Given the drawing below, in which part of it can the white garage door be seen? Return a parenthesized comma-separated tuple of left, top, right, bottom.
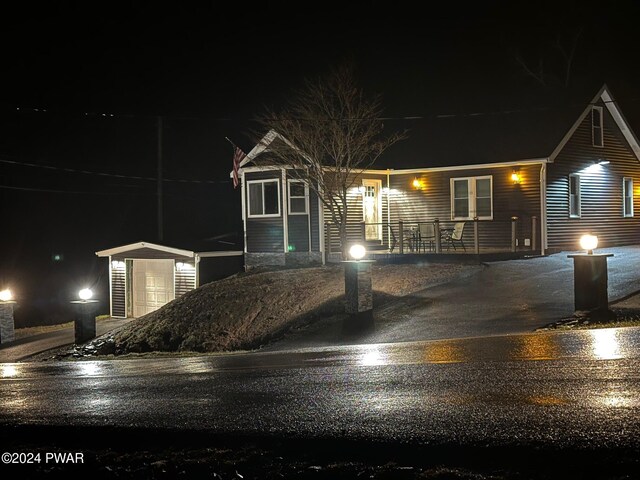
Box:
(132, 259, 175, 317)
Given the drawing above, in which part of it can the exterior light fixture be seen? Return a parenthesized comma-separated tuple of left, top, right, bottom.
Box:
(357, 185, 366, 194)
(0, 289, 13, 302)
(412, 177, 421, 189)
(349, 244, 366, 261)
(78, 288, 93, 301)
(381, 187, 390, 194)
(511, 170, 522, 184)
(580, 234, 598, 254)
(597, 159, 610, 165)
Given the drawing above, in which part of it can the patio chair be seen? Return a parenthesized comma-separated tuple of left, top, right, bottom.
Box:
(418, 223, 436, 252)
(442, 222, 466, 251)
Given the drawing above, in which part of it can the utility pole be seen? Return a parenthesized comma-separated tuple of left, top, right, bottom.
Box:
(157, 115, 163, 242)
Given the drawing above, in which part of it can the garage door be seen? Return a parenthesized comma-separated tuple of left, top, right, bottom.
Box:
(132, 259, 175, 317)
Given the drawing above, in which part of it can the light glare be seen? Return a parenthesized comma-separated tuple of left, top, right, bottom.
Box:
(0, 289, 12, 302)
(78, 288, 93, 301)
(580, 234, 598, 253)
(349, 244, 366, 260)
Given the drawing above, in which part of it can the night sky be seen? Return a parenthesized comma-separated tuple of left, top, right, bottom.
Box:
(1, 1, 640, 324)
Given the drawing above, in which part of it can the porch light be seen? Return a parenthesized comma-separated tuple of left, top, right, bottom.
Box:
(78, 288, 93, 301)
(357, 185, 366, 193)
(412, 177, 422, 189)
(511, 170, 522, 184)
(349, 244, 367, 261)
(0, 289, 12, 302)
(580, 234, 598, 254)
(381, 187, 390, 194)
(597, 158, 610, 165)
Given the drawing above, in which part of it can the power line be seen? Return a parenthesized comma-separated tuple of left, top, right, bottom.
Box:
(0, 184, 150, 195)
(0, 157, 230, 184)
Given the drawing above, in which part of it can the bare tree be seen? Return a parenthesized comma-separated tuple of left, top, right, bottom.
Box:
(254, 64, 405, 259)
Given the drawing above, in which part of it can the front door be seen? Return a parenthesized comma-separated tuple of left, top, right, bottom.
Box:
(362, 179, 382, 241)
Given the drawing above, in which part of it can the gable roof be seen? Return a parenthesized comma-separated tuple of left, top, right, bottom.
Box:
(236, 84, 640, 172)
(95, 241, 195, 258)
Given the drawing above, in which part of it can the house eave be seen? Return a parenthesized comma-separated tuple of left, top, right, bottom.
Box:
(96, 241, 195, 258)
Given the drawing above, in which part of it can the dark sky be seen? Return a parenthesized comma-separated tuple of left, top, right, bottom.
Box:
(1, 1, 640, 321)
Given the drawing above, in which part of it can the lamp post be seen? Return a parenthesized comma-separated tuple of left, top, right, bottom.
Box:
(70, 288, 99, 344)
(567, 235, 613, 316)
(0, 289, 16, 344)
(342, 244, 375, 335)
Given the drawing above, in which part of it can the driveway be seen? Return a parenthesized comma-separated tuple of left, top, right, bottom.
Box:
(270, 245, 640, 349)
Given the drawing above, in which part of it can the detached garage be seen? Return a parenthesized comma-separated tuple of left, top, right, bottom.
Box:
(96, 242, 199, 318)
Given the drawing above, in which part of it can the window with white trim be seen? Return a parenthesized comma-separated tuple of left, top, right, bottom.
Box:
(592, 106, 603, 147)
(288, 180, 308, 215)
(247, 179, 280, 217)
(569, 174, 581, 218)
(623, 177, 634, 217)
(450, 176, 493, 220)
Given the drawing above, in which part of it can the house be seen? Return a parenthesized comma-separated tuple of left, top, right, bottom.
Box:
(96, 242, 243, 318)
(233, 84, 640, 269)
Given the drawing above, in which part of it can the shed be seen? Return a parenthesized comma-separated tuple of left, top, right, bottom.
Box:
(95, 241, 200, 318)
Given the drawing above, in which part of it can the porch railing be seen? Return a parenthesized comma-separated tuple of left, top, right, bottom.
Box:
(324, 216, 540, 257)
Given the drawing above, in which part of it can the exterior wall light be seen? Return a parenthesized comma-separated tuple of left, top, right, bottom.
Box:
(511, 170, 522, 184)
(78, 288, 94, 301)
(0, 289, 13, 302)
(412, 177, 422, 189)
(381, 187, 390, 194)
(580, 234, 598, 254)
(349, 244, 366, 260)
(357, 185, 366, 194)
(597, 159, 610, 165)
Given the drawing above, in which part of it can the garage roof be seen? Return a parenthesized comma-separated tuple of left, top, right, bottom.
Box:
(95, 241, 195, 258)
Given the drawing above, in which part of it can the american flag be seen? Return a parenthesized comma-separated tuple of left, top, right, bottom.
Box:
(232, 146, 246, 189)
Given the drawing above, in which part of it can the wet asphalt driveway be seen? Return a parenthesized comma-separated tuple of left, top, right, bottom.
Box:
(272, 246, 640, 349)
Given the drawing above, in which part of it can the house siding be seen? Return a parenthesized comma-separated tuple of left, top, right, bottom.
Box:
(175, 261, 196, 297)
(389, 165, 542, 250)
(309, 189, 320, 251)
(324, 173, 390, 253)
(547, 101, 640, 250)
(245, 170, 284, 253)
(111, 261, 126, 318)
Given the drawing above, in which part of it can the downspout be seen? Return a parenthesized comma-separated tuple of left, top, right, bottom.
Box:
(540, 162, 548, 255)
(282, 168, 289, 254)
(240, 168, 248, 271)
(387, 169, 391, 248)
(108, 255, 113, 318)
(319, 184, 325, 264)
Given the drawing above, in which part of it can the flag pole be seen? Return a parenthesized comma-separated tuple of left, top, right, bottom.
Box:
(225, 136, 237, 149)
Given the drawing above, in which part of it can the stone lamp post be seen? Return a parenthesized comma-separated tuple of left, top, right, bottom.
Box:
(0, 289, 16, 344)
(70, 288, 99, 344)
(342, 244, 375, 335)
(567, 235, 613, 316)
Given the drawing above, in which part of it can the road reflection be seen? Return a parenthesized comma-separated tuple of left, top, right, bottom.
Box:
(2, 327, 639, 381)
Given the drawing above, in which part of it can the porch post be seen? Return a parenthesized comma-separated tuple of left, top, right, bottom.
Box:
(434, 219, 441, 254)
(511, 216, 518, 253)
(398, 221, 404, 254)
(474, 217, 480, 254)
(360, 222, 366, 242)
(532, 216, 537, 252)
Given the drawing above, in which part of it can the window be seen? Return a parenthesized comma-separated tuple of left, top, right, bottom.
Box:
(288, 180, 308, 215)
(450, 176, 493, 220)
(247, 179, 280, 217)
(592, 106, 603, 147)
(624, 177, 634, 217)
(569, 174, 581, 218)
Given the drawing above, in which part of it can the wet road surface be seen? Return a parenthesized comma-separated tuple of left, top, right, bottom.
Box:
(2, 326, 640, 450)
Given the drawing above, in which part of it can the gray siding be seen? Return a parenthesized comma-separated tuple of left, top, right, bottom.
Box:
(175, 261, 196, 297)
(245, 170, 284, 253)
(111, 262, 126, 318)
(287, 215, 309, 252)
(323, 173, 390, 252)
(389, 165, 542, 250)
(309, 189, 320, 251)
(547, 102, 640, 250)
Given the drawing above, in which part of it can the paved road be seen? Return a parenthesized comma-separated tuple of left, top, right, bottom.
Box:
(0, 317, 131, 363)
(2, 327, 640, 451)
(271, 245, 640, 348)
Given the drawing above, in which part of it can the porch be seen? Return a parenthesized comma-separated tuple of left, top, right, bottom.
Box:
(324, 216, 542, 262)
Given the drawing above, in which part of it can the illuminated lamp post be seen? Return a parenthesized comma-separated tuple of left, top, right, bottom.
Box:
(70, 288, 99, 344)
(0, 289, 16, 344)
(567, 235, 614, 316)
(342, 244, 375, 335)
